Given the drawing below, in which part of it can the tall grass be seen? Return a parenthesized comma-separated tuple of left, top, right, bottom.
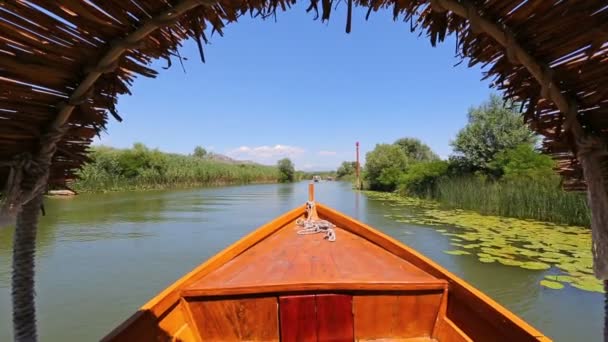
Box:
(430, 177, 590, 226)
(71, 145, 279, 192)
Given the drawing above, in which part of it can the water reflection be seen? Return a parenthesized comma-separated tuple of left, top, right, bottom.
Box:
(276, 183, 294, 198)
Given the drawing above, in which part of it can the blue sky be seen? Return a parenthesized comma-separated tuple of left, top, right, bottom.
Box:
(96, 3, 494, 171)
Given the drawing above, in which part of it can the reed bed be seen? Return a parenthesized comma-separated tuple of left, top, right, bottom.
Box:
(71, 146, 279, 192)
(430, 177, 590, 227)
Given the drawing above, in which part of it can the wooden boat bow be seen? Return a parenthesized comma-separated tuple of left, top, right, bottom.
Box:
(103, 184, 551, 342)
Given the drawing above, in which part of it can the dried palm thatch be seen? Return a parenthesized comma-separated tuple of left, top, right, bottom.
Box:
(0, 0, 606, 190)
(1, 0, 608, 340)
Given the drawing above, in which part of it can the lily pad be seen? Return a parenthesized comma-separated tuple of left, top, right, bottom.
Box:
(545, 275, 575, 283)
(539, 257, 560, 263)
(479, 257, 495, 263)
(462, 243, 481, 249)
(571, 279, 604, 293)
(497, 258, 523, 267)
(443, 250, 471, 256)
(520, 262, 551, 270)
(540, 280, 564, 290)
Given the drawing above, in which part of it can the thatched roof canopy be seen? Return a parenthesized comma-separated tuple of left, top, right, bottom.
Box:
(1, 0, 607, 190)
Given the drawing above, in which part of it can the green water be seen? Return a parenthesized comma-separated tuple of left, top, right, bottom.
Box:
(0, 181, 602, 341)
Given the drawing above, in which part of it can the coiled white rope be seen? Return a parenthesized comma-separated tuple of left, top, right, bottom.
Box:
(296, 201, 336, 242)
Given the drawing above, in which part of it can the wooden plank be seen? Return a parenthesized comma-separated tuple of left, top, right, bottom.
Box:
(101, 310, 161, 342)
(187, 297, 279, 341)
(185, 223, 444, 296)
(158, 302, 187, 338)
(316, 294, 353, 342)
(174, 324, 197, 342)
(182, 281, 446, 297)
(279, 295, 317, 342)
(434, 316, 473, 342)
(353, 291, 443, 340)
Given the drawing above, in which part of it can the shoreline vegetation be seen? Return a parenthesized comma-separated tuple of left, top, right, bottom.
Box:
(337, 94, 591, 227)
(70, 144, 281, 193)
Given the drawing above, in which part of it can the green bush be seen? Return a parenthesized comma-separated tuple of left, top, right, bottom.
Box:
(365, 144, 408, 191)
(490, 144, 556, 181)
(336, 161, 357, 179)
(277, 158, 295, 183)
(397, 161, 449, 197)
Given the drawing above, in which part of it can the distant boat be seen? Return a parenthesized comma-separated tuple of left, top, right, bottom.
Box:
(103, 184, 548, 342)
(312, 175, 321, 182)
(326, 176, 334, 181)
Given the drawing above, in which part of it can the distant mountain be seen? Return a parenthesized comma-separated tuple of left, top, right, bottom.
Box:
(206, 152, 259, 165)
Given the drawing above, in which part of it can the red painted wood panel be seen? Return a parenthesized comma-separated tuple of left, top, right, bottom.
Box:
(316, 294, 353, 342)
(279, 295, 317, 342)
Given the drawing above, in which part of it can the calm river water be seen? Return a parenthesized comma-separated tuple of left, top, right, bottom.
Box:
(0, 181, 602, 341)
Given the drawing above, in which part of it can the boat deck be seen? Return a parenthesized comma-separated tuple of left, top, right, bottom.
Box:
(183, 222, 446, 297)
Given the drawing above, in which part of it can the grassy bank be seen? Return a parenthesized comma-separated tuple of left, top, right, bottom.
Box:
(406, 177, 590, 227)
(71, 145, 279, 192)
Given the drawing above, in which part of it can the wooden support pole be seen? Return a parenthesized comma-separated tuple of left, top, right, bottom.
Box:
(356, 142, 361, 190)
(8, 2, 215, 342)
(308, 183, 315, 202)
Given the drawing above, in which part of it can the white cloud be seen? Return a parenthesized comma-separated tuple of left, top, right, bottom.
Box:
(227, 144, 305, 161)
(318, 150, 337, 156)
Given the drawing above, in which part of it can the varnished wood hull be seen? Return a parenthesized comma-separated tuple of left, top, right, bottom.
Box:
(103, 202, 550, 342)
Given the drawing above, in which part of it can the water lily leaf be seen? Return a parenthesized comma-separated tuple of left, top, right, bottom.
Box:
(497, 258, 523, 266)
(479, 257, 495, 263)
(539, 257, 560, 263)
(519, 250, 541, 257)
(520, 262, 551, 270)
(571, 280, 604, 293)
(545, 275, 575, 283)
(540, 280, 564, 290)
(462, 243, 481, 249)
(443, 250, 471, 256)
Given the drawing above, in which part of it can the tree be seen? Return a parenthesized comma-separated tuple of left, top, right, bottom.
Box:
(364, 144, 408, 191)
(336, 161, 357, 179)
(277, 158, 295, 183)
(451, 94, 536, 173)
(394, 137, 439, 162)
(193, 146, 207, 158)
(398, 160, 449, 196)
(490, 144, 556, 182)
